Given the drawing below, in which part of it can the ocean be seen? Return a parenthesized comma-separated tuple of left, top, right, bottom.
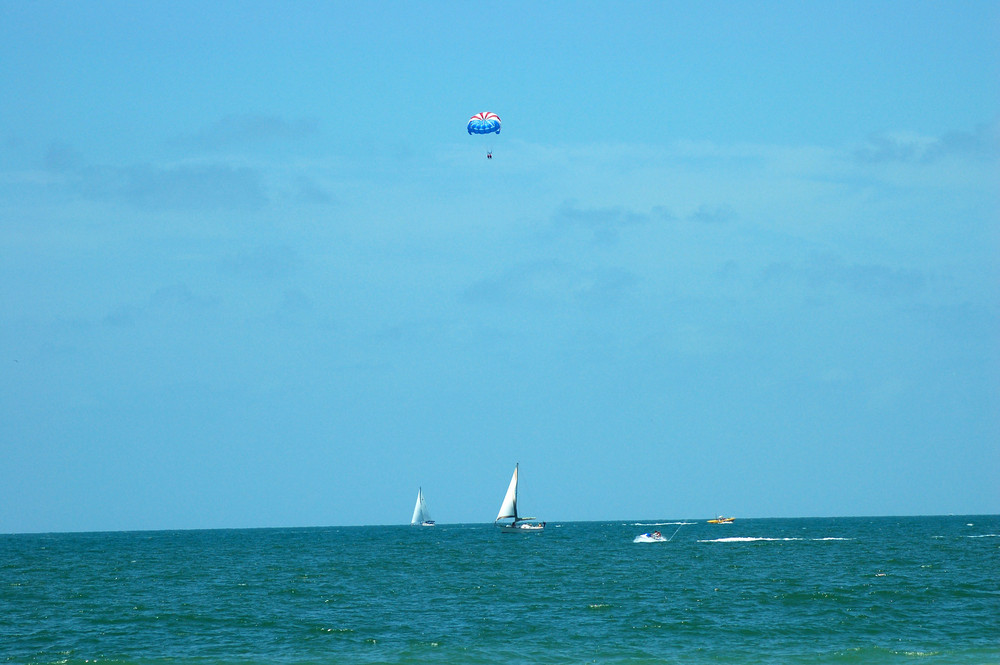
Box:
(2, 516, 998, 664)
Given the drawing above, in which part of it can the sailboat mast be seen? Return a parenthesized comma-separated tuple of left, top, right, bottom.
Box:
(512, 464, 518, 522)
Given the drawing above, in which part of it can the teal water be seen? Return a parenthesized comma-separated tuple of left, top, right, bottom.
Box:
(2, 516, 998, 664)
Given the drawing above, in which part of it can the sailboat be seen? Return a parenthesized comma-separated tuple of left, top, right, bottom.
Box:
(410, 488, 435, 526)
(495, 464, 545, 531)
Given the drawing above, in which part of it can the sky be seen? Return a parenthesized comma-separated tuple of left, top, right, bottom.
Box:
(1, 2, 998, 533)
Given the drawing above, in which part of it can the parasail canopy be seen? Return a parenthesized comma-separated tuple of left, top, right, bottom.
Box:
(468, 112, 501, 135)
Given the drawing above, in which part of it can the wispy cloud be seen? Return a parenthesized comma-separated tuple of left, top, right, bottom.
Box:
(220, 244, 302, 281)
(463, 259, 638, 308)
(855, 119, 1000, 164)
(548, 200, 732, 245)
(291, 175, 335, 205)
(175, 114, 321, 151)
(687, 204, 736, 224)
(104, 284, 218, 328)
(116, 163, 268, 210)
(550, 201, 663, 244)
(757, 253, 926, 299)
(42, 145, 269, 211)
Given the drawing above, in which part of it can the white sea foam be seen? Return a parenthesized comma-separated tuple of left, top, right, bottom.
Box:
(699, 536, 854, 543)
(699, 537, 793, 543)
(632, 521, 694, 526)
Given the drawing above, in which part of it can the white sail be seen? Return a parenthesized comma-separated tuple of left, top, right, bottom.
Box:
(411, 488, 433, 525)
(496, 465, 519, 521)
(495, 463, 544, 531)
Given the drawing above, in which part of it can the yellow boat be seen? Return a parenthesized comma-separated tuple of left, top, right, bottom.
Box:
(707, 516, 735, 524)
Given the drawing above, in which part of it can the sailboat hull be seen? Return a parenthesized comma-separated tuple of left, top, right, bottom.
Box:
(496, 521, 545, 532)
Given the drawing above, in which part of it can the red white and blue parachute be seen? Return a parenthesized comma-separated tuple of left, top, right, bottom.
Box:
(467, 112, 501, 135)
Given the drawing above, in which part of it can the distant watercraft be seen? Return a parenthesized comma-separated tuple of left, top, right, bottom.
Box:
(634, 531, 667, 543)
(410, 488, 435, 526)
(707, 516, 735, 524)
(495, 464, 545, 531)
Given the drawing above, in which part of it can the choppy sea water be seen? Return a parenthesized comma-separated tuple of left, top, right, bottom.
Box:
(2, 516, 998, 664)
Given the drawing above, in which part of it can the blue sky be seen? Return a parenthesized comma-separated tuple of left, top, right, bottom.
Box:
(2, 2, 997, 533)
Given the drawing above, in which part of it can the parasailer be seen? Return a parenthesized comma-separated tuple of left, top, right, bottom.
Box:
(468, 112, 500, 158)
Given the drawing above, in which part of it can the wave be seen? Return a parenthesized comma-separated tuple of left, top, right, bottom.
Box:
(700, 537, 798, 543)
(699, 536, 855, 543)
(632, 521, 695, 526)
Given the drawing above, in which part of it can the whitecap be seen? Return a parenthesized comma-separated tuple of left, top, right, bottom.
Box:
(698, 536, 810, 543)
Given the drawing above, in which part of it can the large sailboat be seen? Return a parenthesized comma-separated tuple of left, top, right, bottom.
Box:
(495, 464, 545, 531)
(410, 488, 435, 526)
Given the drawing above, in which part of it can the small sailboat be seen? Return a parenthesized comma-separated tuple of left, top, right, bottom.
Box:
(495, 464, 545, 531)
(410, 488, 435, 526)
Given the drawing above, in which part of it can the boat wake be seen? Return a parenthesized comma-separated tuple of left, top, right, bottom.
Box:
(699, 536, 854, 543)
(632, 521, 694, 526)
